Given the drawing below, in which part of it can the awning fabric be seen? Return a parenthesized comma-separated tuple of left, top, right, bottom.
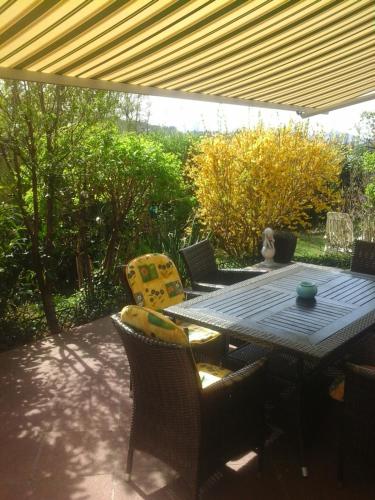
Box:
(0, 0, 374, 117)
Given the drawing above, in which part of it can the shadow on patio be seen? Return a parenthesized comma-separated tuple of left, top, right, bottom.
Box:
(0, 316, 373, 499)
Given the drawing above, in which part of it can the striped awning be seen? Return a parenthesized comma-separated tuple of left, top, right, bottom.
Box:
(0, 0, 374, 117)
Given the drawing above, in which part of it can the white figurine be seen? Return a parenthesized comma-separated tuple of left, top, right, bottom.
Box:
(261, 227, 275, 267)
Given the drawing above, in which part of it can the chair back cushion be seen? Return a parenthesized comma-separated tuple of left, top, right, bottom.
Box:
(126, 253, 185, 308)
(121, 305, 188, 346)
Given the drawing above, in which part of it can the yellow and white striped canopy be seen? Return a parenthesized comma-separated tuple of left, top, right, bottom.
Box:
(0, 0, 374, 116)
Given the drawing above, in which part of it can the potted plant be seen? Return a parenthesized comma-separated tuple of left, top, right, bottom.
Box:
(274, 230, 297, 263)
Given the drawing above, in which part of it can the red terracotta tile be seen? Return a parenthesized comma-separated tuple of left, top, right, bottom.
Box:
(68, 316, 123, 344)
(0, 479, 33, 500)
(1, 316, 375, 499)
(50, 377, 126, 432)
(116, 451, 178, 496)
(33, 430, 95, 480)
(30, 474, 114, 500)
(112, 477, 144, 500)
(0, 431, 42, 480)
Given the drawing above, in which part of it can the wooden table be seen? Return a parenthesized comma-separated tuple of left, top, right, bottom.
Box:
(166, 263, 375, 362)
(166, 263, 375, 476)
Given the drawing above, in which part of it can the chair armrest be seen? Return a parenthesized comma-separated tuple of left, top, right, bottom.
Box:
(217, 268, 268, 279)
(195, 269, 268, 288)
(346, 362, 375, 380)
(192, 281, 226, 292)
(203, 358, 266, 397)
(201, 359, 267, 417)
(183, 288, 212, 300)
(344, 362, 375, 419)
(347, 333, 375, 366)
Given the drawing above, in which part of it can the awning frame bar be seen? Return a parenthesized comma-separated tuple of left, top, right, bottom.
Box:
(0, 66, 315, 114)
(299, 92, 375, 117)
(2, 67, 373, 118)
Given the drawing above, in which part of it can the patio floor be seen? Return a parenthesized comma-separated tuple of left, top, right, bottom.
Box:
(0, 316, 373, 500)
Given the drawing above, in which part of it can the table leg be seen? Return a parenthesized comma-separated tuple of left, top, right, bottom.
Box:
(296, 357, 308, 478)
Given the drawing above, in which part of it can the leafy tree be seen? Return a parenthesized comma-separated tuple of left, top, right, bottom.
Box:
(189, 124, 343, 257)
(63, 128, 187, 277)
(0, 80, 142, 333)
(359, 111, 375, 149)
(145, 129, 201, 164)
(341, 110, 375, 239)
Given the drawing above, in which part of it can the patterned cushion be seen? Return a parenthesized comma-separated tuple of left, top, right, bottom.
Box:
(125, 254, 222, 346)
(329, 364, 375, 402)
(197, 363, 232, 389)
(120, 305, 188, 346)
(180, 320, 222, 345)
(126, 253, 185, 309)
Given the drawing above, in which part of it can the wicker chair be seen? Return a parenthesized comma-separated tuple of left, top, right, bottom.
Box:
(351, 239, 375, 275)
(349, 239, 375, 360)
(125, 253, 226, 363)
(112, 314, 267, 500)
(338, 361, 375, 482)
(179, 239, 266, 292)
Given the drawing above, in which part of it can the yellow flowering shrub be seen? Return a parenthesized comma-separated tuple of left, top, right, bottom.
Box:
(188, 124, 342, 257)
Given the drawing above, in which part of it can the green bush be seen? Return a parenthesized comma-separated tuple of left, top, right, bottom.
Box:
(145, 130, 201, 163)
(55, 270, 127, 327)
(1, 125, 195, 348)
(294, 251, 351, 269)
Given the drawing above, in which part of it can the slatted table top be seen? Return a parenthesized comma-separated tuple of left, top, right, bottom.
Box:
(165, 263, 375, 360)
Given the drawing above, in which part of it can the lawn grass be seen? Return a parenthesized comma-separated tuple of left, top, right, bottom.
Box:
(295, 232, 325, 257)
(294, 231, 351, 268)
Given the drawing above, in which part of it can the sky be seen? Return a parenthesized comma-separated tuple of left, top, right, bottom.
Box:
(146, 95, 375, 136)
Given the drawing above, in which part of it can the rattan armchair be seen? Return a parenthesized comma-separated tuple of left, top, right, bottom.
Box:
(349, 239, 375, 361)
(338, 338, 375, 483)
(112, 314, 267, 500)
(179, 239, 266, 292)
(338, 363, 375, 482)
(351, 239, 375, 275)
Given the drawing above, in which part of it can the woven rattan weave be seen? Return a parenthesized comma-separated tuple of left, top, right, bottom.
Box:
(180, 239, 265, 292)
(338, 336, 375, 482)
(351, 239, 375, 275)
(112, 314, 266, 499)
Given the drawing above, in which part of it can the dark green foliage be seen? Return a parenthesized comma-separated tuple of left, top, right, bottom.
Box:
(0, 306, 46, 351)
(0, 91, 372, 350)
(0, 83, 192, 348)
(141, 209, 199, 282)
(294, 252, 351, 269)
(55, 270, 127, 326)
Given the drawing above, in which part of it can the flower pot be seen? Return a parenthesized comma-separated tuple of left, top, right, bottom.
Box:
(274, 231, 297, 263)
(296, 281, 318, 299)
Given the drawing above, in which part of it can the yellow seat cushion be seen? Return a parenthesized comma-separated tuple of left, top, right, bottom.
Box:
(329, 374, 345, 402)
(329, 364, 375, 402)
(179, 320, 222, 345)
(197, 362, 232, 389)
(120, 305, 188, 346)
(126, 253, 185, 309)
